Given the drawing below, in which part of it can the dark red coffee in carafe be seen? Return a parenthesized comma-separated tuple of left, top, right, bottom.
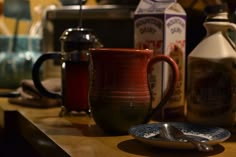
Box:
(63, 61, 89, 111)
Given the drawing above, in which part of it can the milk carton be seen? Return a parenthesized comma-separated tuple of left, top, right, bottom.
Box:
(134, 0, 186, 120)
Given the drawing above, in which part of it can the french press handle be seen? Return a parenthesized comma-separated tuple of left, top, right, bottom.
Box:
(32, 52, 62, 99)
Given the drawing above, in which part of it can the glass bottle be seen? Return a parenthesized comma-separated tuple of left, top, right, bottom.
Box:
(187, 4, 236, 127)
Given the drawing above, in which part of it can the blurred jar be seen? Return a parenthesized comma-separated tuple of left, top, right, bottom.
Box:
(0, 35, 41, 89)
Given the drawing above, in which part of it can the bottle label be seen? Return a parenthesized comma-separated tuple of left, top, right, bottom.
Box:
(187, 58, 236, 126)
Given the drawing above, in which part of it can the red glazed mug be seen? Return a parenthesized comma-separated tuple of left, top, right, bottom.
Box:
(89, 48, 179, 134)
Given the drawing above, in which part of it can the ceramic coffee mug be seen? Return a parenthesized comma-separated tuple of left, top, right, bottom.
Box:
(89, 48, 179, 134)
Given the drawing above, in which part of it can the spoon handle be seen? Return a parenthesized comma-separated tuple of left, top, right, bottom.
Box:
(184, 136, 213, 152)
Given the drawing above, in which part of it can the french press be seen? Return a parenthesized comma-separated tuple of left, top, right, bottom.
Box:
(32, 27, 102, 116)
(32, 0, 102, 116)
(60, 27, 102, 115)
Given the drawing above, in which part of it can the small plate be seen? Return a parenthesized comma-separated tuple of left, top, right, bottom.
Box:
(129, 122, 231, 149)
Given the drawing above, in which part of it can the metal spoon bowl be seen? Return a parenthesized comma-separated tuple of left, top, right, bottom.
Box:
(159, 123, 213, 152)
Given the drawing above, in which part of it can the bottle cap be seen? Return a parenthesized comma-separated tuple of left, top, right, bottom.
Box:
(205, 3, 228, 15)
(204, 3, 229, 22)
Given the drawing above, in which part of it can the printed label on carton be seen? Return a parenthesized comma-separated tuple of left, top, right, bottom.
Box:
(134, 0, 186, 119)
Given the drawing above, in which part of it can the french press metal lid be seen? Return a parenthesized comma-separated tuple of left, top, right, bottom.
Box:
(60, 27, 102, 62)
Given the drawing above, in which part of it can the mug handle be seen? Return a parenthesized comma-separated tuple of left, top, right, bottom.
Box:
(32, 53, 62, 99)
(147, 55, 179, 117)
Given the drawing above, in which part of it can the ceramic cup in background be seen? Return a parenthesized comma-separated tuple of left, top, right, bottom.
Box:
(89, 48, 179, 134)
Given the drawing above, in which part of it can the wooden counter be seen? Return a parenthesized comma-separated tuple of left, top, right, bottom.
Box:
(0, 98, 236, 157)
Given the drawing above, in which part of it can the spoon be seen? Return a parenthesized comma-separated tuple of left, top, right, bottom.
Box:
(159, 123, 213, 152)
